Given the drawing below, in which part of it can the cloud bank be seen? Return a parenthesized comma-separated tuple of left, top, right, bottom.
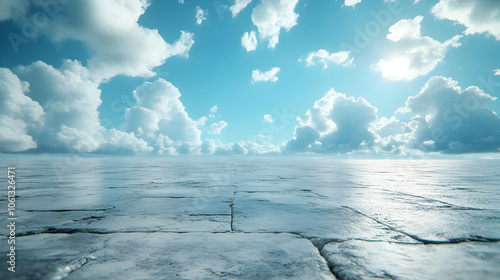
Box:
(3, 67, 500, 156)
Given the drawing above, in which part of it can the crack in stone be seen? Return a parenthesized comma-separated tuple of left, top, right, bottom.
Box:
(188, 214, 231, 216)
(382, 271, 398, 280)
(24, 209, 111, 212)
(229, 187, 235, 232)
(299, 234, 500, 280)
(341, 205, 500, 244)
(13, 228, 231, 237)
(137, 196, 200, 199)
(301, 237, 340, 280)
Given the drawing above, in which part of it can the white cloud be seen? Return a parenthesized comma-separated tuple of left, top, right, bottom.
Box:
(6, 60, 151, 154)
(284, 77, 500, 155)
(241, 31, 258, 52)
(206, 121, 228, 135)
(201, 139, 280, 155)
(371, 116, 409, 153)
(15, 60, 103, 152)
(397, 76, 500, 153)
(263, 114, 274, 123)
(431, 0, 500, 40)
(14, 0, 194, 82)
(124, 79, 203, 153)
(373, 116, 406, 139)
(303, 49, 351, 69)
(286, 89, 378, 153)
(179, 0, 184, 3)
(282, 76, 500, 155)
(374, 16, 461, 81)
(202, 139, 246, 155)
(196, 116, 208, 126)
(210, 105, 218, 113)
(251, 0, 299, 49)
(344, 0, 419, 8)
(97, 129, 152, 154)
(344, 0, 361, 7)
(386, 15, 422, 41)
(2, 61, 258, 155)
(231, 0, 252, 17)
(0, 68, 44, 152)
(494, 68, 500, 76)
(165, 31, 195, 59)
(195, 6, 207, 25)
(252, 67, 280, 83)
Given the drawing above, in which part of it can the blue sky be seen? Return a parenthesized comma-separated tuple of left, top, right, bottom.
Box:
(0, 0, 499, 156)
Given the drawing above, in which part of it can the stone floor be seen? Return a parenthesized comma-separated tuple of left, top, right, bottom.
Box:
(0, 157, 499, 279)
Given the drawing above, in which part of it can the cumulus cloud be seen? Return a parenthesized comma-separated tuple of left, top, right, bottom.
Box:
(231, 0, 252, 17)
(283, 76, 500, 155)
(202, 139, 246, 155)
(431, 0, 500, 40)
(286, 89, 378, 153)
(251, 0, 299, 49)
(206, 121, 228, 135)
(263, 114, 274, 123)
(252, 67, 280, 83)
(124, 79, 203, 154)
(15, 60, 103, 152)
(195, 6, 207, 25)
(0, 68, 44, 152)
(371, 116, 409, 154)
(397, 76, 500, 153)
(303, 49, 352, 69)
(1, 62, 275, 155)
(201, 139, 280, 155)
(241, 31, 258, 52)
(344, 0, 362, 7)
(210, 105, 218, 113)
(494, 68, 500, 76)
(344, 0, 419, 8)
(4, 60, 151, 154)
(373, 116, 406, 139)
(374, 16, 461, 81)
(13, 0, 194, 82)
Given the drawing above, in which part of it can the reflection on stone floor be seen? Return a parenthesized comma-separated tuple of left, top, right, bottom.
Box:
(1, 158, 499, 279)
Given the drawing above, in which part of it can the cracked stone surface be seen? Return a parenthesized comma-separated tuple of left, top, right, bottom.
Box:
(0, 233, 335, 280)
(321, 240, 500, 279)
(1, 158, 499, 279)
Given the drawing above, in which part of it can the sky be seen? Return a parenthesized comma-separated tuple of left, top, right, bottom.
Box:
(0, 0, 499, 156)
